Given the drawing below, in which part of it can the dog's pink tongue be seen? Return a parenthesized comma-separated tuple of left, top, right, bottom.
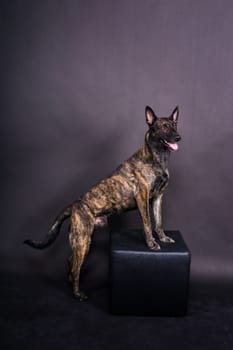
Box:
(167, 142, 178, 151)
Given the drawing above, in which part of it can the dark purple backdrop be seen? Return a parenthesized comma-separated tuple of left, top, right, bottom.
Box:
(1, 0, 233, 285)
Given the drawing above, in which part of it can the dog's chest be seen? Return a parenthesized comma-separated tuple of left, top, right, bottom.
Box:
(136, 160, 169, 194)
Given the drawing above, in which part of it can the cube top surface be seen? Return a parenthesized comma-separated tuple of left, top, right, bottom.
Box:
(111, 229, 190, 255)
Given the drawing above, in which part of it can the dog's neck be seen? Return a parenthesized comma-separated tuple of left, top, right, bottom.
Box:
(154, 148, 170, 170)
(144, 133, 170, 170)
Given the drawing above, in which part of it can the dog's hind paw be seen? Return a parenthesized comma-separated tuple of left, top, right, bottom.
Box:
(73, 290, 88, 301)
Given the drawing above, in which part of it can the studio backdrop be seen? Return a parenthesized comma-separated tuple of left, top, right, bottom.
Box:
(1, 0, 233, 285)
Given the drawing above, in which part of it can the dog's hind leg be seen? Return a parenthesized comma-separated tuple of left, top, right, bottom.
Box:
(69, 210, 94, 300)
(67, 254, 73, 282)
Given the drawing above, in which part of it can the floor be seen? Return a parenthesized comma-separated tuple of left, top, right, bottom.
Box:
(1, 271, 232, 350)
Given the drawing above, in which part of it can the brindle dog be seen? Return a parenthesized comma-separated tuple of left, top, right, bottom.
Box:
(24, 106, 181, 300)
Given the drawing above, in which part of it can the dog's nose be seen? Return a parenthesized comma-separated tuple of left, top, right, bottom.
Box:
(175, 135, 181, 142)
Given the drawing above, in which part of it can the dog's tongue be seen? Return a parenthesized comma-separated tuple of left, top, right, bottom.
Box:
(165, 142, 179, 151)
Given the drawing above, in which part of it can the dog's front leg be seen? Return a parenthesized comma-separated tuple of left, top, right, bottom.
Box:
(135, 190, 160, 250)
(153, 194, 175, 243)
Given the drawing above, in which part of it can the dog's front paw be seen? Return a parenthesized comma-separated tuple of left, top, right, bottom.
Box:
(146, 237, 161, 251)
(158, 233, 175, 243)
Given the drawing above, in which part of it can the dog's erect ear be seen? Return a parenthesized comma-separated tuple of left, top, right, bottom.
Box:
(170, 106, 179, 122)
(145, 106, 157, 126)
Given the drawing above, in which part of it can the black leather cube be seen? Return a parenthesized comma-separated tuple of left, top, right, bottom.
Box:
(109, 229, 191, 316)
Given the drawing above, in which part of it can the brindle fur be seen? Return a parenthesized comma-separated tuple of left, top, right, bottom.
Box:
(24, 106, 181, 300)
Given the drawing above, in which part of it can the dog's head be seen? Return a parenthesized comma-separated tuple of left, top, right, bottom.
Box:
(145, 105, 181, 151)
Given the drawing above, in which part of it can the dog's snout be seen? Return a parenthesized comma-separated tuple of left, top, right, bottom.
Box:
(175, 135, 181, 142)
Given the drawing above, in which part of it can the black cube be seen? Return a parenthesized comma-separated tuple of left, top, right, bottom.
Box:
(109, 229, 191, 316)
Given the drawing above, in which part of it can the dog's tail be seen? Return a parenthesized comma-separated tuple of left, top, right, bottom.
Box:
(23, 204, 72, 249)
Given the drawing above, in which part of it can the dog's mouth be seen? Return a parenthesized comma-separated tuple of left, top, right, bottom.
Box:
(163, 140, 179, 151)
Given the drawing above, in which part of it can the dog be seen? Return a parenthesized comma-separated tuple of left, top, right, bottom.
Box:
(24, 105, 181, 300)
